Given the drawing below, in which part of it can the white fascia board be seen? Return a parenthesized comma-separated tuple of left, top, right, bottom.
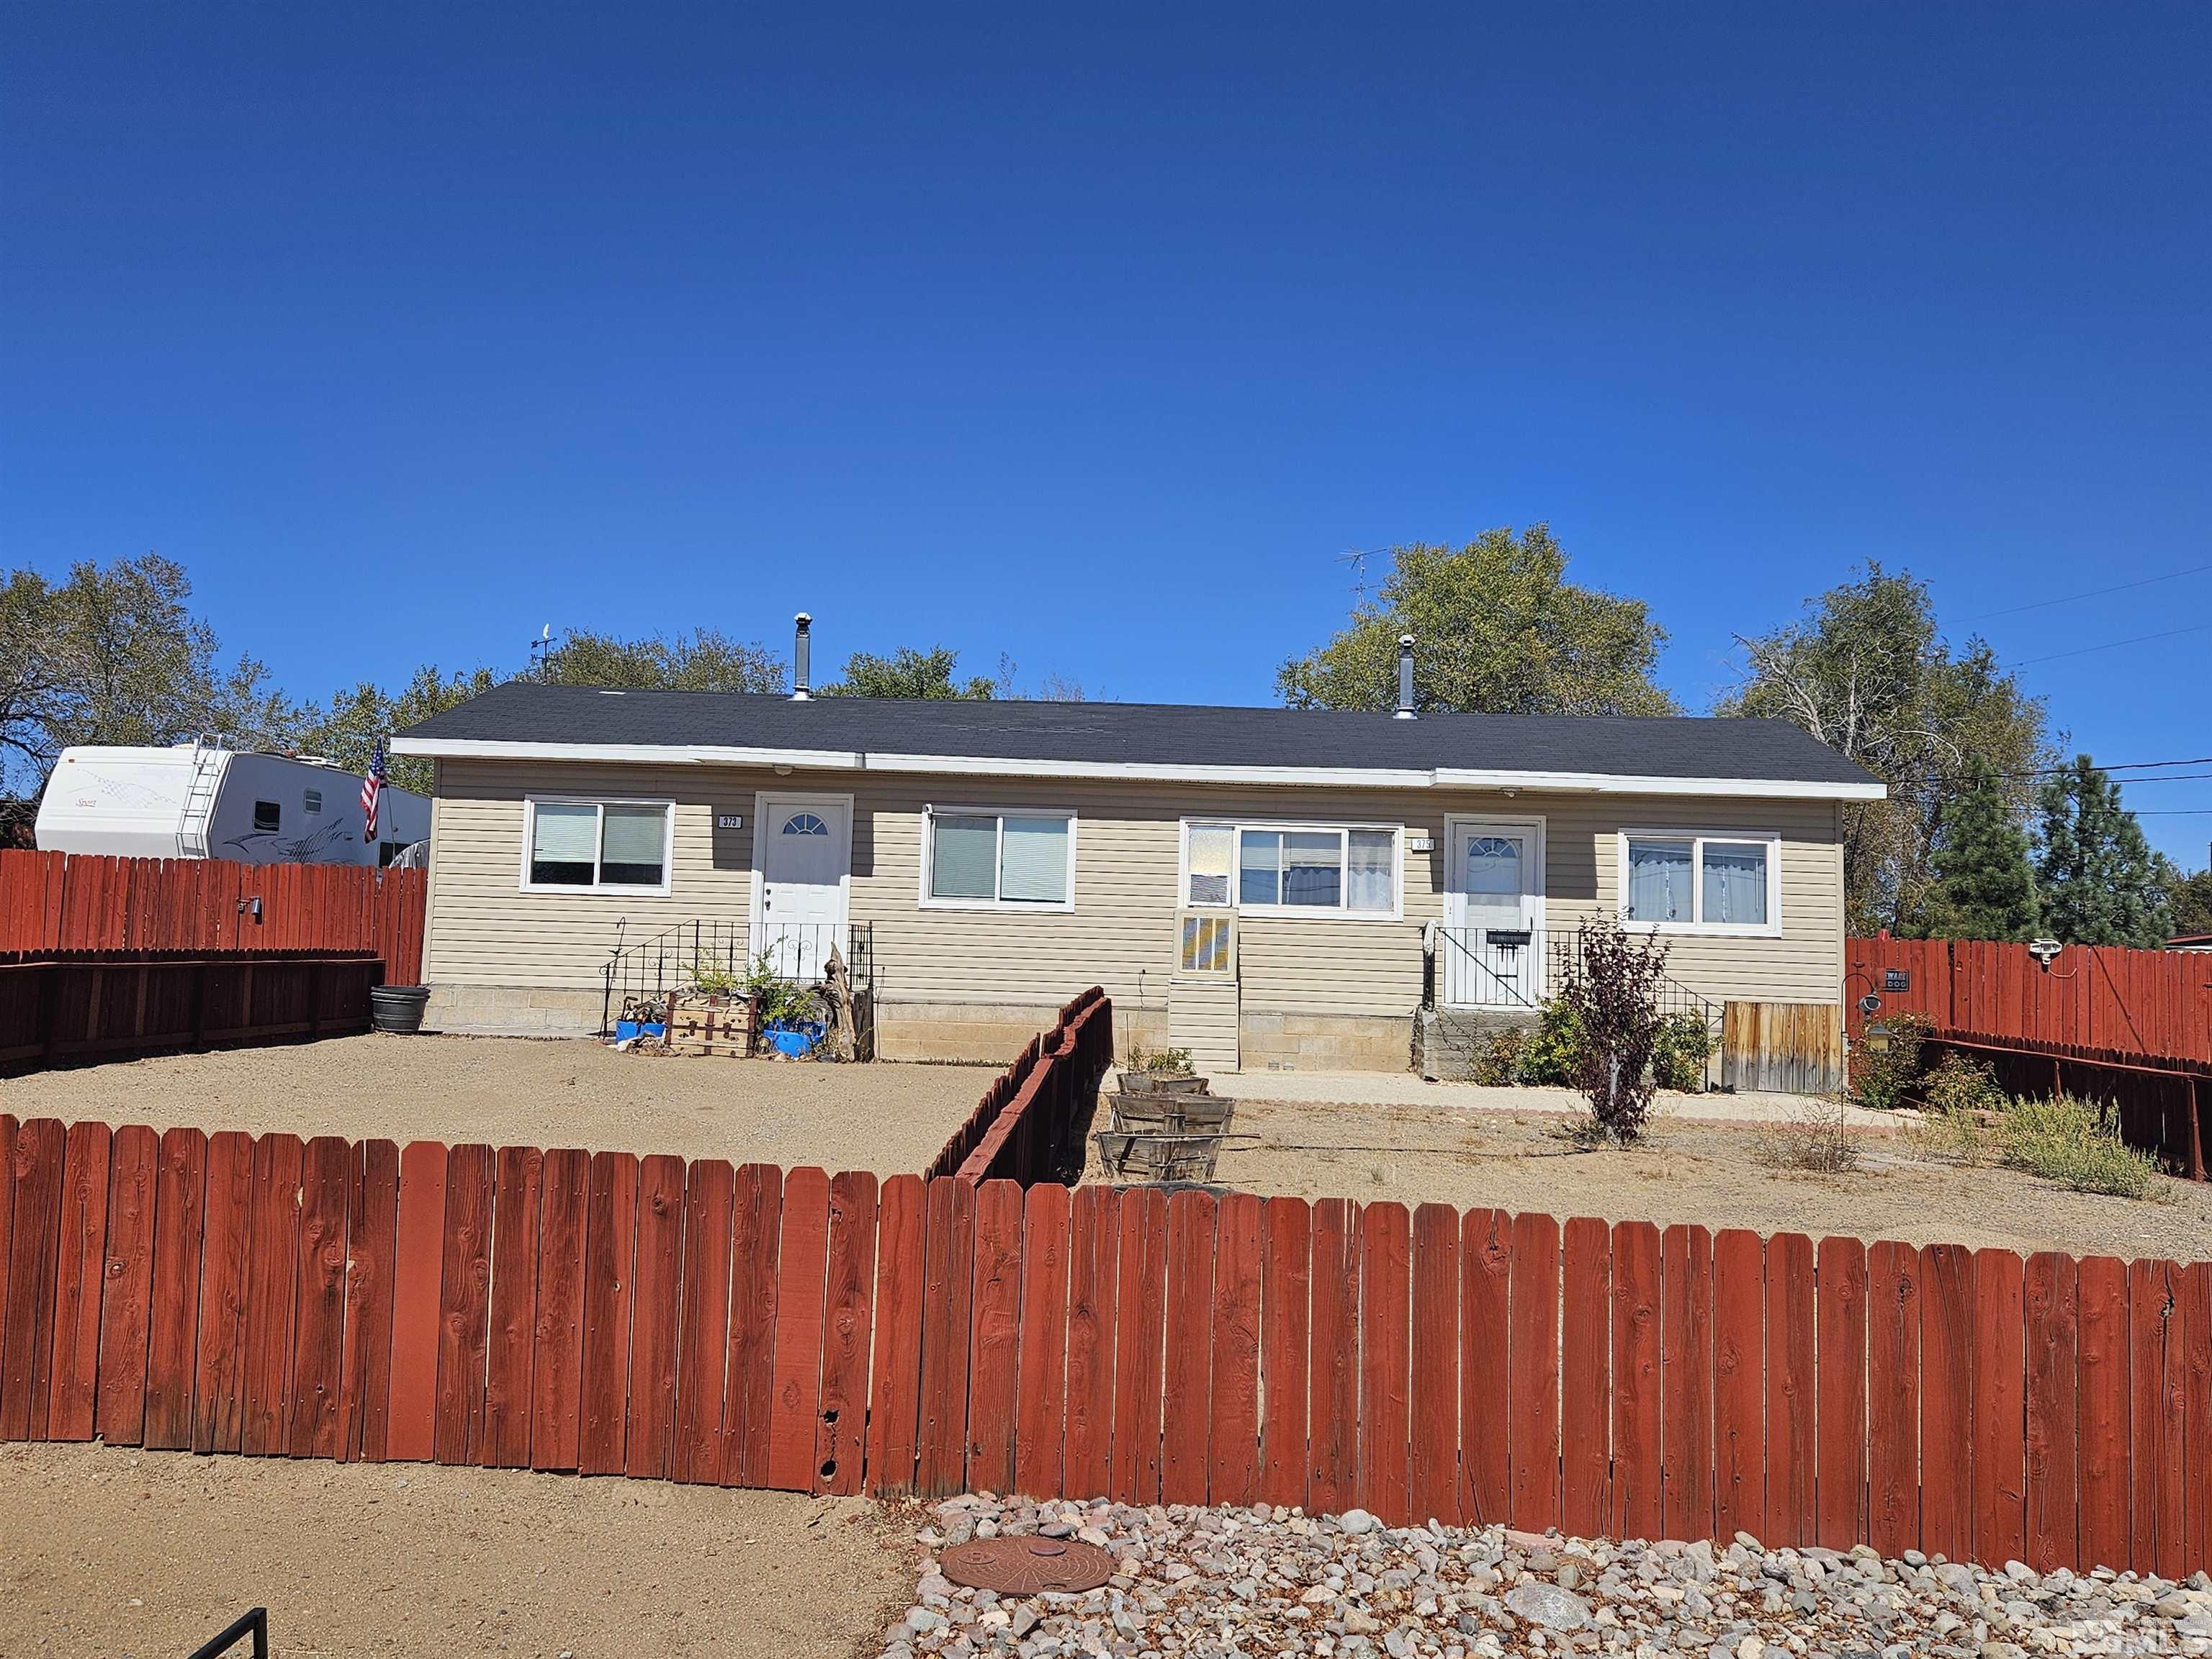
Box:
(388, 737, 866, 769)
(387, 737, 1881, 800)
(1431, 767, 1886, 801)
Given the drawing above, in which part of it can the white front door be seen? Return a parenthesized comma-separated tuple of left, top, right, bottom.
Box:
(1444, 820, 1543, 1008)
(755, 796, 850, 980)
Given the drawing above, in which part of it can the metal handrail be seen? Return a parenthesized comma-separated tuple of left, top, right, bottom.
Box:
(1427, 923, 1540, 1009)
(1547, 932, 1721, 1028)
(189, 1609, 268, 1659)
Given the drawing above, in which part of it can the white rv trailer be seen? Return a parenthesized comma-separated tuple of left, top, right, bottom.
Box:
(35, 740, 430, 867)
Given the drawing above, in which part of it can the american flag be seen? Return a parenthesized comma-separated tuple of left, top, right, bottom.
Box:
(361, 739, 387, 840)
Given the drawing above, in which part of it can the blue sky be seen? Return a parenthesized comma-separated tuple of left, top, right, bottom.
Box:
(5, 5, 2208, 863)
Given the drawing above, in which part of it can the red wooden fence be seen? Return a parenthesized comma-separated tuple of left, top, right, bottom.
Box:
(926, 989, 1114, 1184)
(0, 955, 385, 1076)
(1849, 935, 2212, 1064)
(0, 850, 425, 984)
(6, 1114, 2208, 1577)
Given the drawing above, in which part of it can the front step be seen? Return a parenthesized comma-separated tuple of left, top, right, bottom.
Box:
(1417, 1007, 1541, 1082)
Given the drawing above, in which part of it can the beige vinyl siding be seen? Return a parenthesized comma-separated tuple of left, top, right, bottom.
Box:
(423, 761, 1846, 1015)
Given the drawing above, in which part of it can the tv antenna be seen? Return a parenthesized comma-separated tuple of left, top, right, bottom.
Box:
(529, 623, 557, 679)
(1336, 546, 1388, 603)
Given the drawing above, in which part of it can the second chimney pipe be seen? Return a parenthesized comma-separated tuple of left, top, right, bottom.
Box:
(792, 613, 812, 700)
(1394, 634, 1416, 719)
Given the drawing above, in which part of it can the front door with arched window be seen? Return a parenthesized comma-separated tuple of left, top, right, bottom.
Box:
(752, 794, 851, 980)
(1442, 817, 1545, 1008)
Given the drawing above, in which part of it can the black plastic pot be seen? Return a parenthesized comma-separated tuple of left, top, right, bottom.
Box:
(370, 984, 431, 1035)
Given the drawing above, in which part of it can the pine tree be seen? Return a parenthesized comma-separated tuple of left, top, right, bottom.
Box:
(2035, 755, 2174, 947)
(1919, 763, 2038, 940)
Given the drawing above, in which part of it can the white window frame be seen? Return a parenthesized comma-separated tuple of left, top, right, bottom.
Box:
(918, 806, 1078, 912)
(518, 796, 676, 896)
(1616, 828, 1782, 938)
(1178, 819, 1403, 921)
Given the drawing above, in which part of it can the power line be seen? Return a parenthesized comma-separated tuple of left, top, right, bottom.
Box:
(1985, 755, 2212, 780)
(2010, 621, 2212, 667)
(1956, 561, 2212, 622)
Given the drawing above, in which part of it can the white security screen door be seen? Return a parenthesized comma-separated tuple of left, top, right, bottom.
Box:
(1444, 822, 1542, 1007)
(756, 796, 850, 979)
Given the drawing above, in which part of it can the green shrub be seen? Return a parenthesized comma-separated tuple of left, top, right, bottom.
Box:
(1650, 1012, 1715, 1093)
(2000, 1094, 2167, 1200)
(1922, 1052, 2006, 1118)
(1467, 1025, 1531, 1087)
(1125, 1041, 1195, 1076)
(741, 952, 818, 1028)
(1848, 1010, 1932, 1110)
(1518, 997, 1583, 1087)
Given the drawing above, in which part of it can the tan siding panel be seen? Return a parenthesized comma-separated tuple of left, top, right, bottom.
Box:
(425, 763, 1847, 1012)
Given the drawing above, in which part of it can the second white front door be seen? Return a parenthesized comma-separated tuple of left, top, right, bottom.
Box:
(756, 795, 850, 979)
(1443, 819, 1544, 1008)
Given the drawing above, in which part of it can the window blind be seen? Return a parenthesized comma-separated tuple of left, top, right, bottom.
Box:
(999, 816, 1070, 904)
(600, 805, 667, 885)
(930, 814, 999, 900)
(1186, 823, 1233, 906)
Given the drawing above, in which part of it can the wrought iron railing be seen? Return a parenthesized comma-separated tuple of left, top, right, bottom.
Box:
(1424, 924, 1542, 1010)
(598, 918, 873, 1048)
(1547, 930, 1721, 1030)
(1421, 925, 1723, 1030)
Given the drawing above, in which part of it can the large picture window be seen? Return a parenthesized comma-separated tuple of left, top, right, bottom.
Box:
(1184, 822, 1398, 916)
(523, 799, 672, 892)
(923, 809, 1075, 909)
(1620, 831, 1778, 932)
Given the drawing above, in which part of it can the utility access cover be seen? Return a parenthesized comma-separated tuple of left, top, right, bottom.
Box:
(940, 1536, 1116, 1595)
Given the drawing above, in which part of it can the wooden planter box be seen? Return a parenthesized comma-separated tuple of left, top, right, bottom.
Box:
(1116, 1071, 1210, 1099)
(1107, 1091, 1235, 1133)
(667, 994, 758, 1058)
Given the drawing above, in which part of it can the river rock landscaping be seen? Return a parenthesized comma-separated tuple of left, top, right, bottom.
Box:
(884, 1494, 2212, 1659)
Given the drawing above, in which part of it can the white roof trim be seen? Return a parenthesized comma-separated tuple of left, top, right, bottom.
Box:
(392, 734, 1885, 800)
(1431, 766, 1886, 801)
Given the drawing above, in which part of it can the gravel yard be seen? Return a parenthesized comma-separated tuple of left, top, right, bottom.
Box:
(1099, 1094, 2212, 1262)
(0, 1033, 995, 1171)
(2, 1439, 913, 1659)
(886, 1493, 2212, 1659)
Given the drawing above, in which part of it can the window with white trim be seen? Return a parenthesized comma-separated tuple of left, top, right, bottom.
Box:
(1622, 832, 1776, 931)
(523, 799, 673, 891)
(1183, 822, 1398, 914)
(924, 809, 1074, 908)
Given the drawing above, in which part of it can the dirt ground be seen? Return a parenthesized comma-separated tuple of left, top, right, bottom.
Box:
(0, 1034, 995, 1171)
(0, 1440, 915, 1658)
(1105, 1094, 2212, 1262)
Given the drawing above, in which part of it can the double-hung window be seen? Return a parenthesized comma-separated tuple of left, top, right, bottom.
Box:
(1183, 822, 1398, 916)
(1621, 831, 1779, 932)
(924, 809, 1075, 909)
(523, 798, 673, 892)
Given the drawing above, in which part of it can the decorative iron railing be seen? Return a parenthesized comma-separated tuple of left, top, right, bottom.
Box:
(598, 918, 873, 1048)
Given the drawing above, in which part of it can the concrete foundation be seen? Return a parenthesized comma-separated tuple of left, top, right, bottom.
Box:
(426, 983, 1421, 1074)
(426, 983, 604, 1038)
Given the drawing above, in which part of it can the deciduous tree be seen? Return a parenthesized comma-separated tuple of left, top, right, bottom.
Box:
(1721, 563, 2054, 935)
(1277, 526, 1677, 716)
(822, 644, 999, 700)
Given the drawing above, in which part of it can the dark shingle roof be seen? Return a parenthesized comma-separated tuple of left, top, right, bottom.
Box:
(398, 681, 1876, 788)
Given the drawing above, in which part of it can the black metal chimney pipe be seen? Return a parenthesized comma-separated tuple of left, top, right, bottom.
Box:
(793, 613, 812, 700)
(1394, 633, 1416, 719)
